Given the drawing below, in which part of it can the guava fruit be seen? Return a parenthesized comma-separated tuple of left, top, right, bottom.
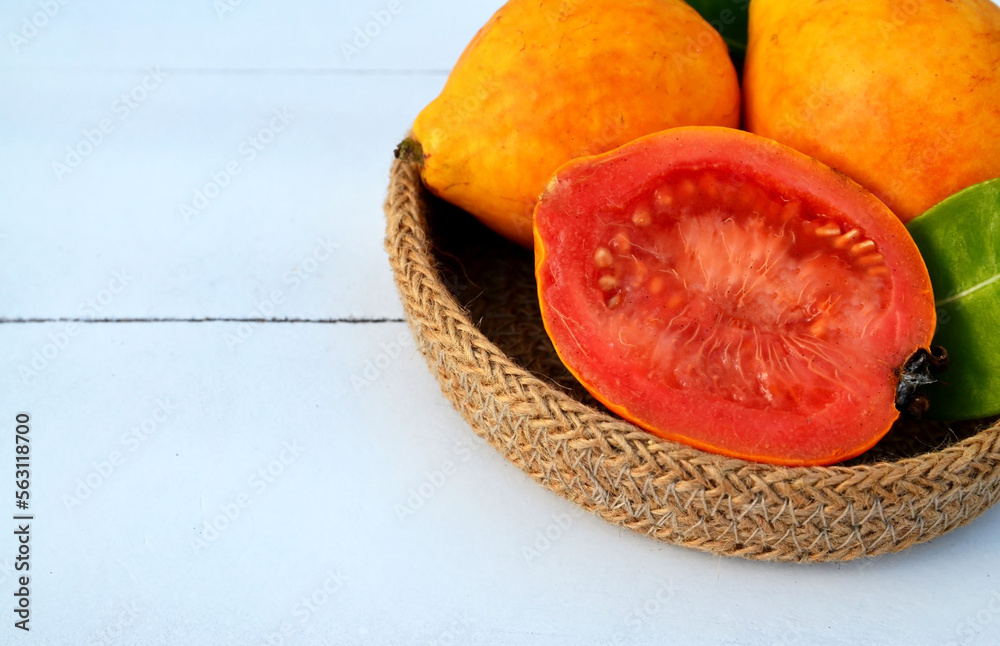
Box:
(408, 0, 741, 247)
(534, 127, 941, 466)
(743, 0, 1000, 223)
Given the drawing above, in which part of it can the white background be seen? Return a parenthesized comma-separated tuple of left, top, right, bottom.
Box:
(2, 1, 1000, 644)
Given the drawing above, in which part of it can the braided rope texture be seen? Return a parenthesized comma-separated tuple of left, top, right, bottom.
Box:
(384, 156, 1000, 563)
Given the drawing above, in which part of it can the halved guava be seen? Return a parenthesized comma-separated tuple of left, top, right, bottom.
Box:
(534, 127, 938, 466)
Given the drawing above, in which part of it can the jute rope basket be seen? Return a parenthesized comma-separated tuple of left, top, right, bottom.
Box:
(384, 153, 1000, 563)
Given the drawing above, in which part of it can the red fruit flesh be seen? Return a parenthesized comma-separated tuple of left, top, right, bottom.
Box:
(534, 127, 936, 466)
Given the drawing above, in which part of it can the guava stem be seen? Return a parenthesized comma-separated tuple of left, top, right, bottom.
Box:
(395, 138, 425, 165)
(895, 346, 950, 419)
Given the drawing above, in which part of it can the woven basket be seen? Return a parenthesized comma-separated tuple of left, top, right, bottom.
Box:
(384, 154, 1000, 563)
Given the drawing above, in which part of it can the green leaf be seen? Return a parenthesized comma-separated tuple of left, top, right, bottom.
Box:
(683, 0, 749, 71)
(906, 178, 1000, 421)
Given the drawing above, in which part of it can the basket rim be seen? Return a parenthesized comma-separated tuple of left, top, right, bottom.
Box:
(384, 154, 1000, 562)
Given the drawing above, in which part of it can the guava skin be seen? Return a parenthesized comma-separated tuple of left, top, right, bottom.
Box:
(744, 0, 1000, 223)
(413, 0, 741, 247)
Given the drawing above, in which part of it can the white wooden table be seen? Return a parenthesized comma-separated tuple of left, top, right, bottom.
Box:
(3, 2, 1000, 644)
